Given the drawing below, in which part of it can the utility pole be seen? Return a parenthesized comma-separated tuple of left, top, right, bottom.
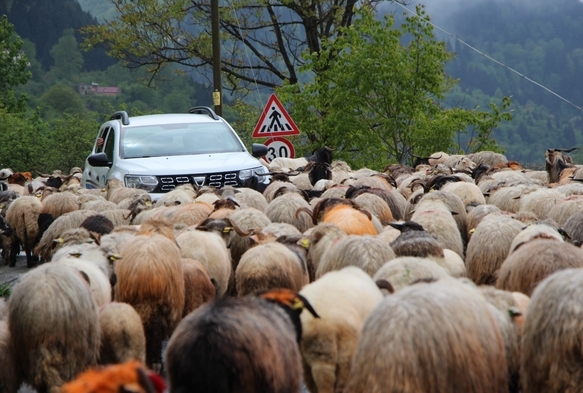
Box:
(211, 0, 222, 116)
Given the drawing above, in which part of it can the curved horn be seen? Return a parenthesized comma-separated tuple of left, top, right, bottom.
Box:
(295, 207, 315, 224)
(555, 147, 578, 153)
(376, 279, 395, 294)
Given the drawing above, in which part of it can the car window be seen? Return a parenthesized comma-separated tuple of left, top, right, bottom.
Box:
(96, 127, 110, 153)
(121, 122, 243, 158)
(104, 128, 115, 164)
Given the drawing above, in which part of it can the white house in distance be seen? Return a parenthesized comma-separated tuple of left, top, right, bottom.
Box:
(78, 82, 121, 97)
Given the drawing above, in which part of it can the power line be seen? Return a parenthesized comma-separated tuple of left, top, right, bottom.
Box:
(395, 2, 583, 112)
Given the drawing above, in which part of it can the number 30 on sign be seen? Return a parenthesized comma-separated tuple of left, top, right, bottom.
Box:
(263, 137, 295, 163)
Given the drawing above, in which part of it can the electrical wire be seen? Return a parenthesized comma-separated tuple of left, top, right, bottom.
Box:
(395, 2, 583, 112)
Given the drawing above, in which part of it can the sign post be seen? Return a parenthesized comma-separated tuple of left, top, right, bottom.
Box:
(253, 94, 301, 163)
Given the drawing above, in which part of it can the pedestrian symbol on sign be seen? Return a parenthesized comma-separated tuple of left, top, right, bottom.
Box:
(252, 94, 301, 138)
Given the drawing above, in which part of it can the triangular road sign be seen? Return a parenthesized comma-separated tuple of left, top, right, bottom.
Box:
(252, 94, 301, 138)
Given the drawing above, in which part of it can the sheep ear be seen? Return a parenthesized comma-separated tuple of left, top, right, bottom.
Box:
(508, 307, 522, 318)
(376, 279, 395, 294)
(295, 294, 320, 318)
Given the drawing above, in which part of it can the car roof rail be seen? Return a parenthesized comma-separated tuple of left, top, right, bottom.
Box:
(110, 111, 130, 125)
(188, 106, 220, 120)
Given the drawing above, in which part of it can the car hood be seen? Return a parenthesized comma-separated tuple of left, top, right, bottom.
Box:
(117, 152, 262, 175)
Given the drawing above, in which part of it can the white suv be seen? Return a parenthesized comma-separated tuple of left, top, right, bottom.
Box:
(81, 107, 269, 199)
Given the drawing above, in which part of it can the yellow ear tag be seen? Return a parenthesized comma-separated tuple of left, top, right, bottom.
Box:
(108, 254, 122, 262)
(223, 227, 232, 233)
(292, 297, 304, 310)
(145, 201, 152, 206)
(300, 238, 310, 248)
(469, 228, 476, 234)
(70, 252, 82, 258)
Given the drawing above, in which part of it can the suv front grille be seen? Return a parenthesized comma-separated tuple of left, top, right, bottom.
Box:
(155, 171, 240, 192)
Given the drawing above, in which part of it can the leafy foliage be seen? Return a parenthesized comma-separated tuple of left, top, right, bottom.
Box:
(0, 15, 31, 113)
(278, 6, 511, 169)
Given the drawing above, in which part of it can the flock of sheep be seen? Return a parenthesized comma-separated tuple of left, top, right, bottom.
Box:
(1, 146, 583, 393)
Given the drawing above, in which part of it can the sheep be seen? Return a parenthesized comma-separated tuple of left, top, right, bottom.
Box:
(518, 188, 565, 220)
(344, 278, 508, 393)
(40, 191, 80, 218)
(175, 229, 231, 298)
(181, 258, 216, 317)
(236, 241, 309, 297)
(169, 201, 213, 227)
(520, 268, 583, 393)
(297, 198, 377, 236)
(263, 180, 302, 203)
(479, 286, 527, 393)
(80, 197, 119, 212)
(466, 204, 501, 240)
(387, 221, 445, 259)
(80, 213, 115, 236)
(0, 318, 21, 393)
(99, 225, 139, 257)
(8, 263, 100, 393)
(155, 187, 195, 207)
(195, 216, 254, 249)
(54, 256, 112, 307)
(563, 209, 583, 246)
(52, 242, 117, 290)
(545, 147, 578, 184)
(265, 192, 314, 233)
(34, 209, 98, 262)
(345, 186, 408, 221)
(372, 256, 451, 293)
(441, 180, 486, 207)
(409, 197, 464, 258)
(98, 208, 133, 227)
(353, 193, 394, 225)
(105, 178, 149, 204)
(115, 234, 185, 369)
(316, 234, 395, 278)
(165, 288, 318, 393)
(269, 156, 309, 172)
(98, 302, 146, 365)
(298, 267, 383, 393)
(229, 186, 268, 212)
(227, 207, 272, 272)
(467, 151, 509, 167)
(261, 222, 302, 237)
(548, 194, 583, 226)
(208, 197, 241, 219)
(508, 223, 564, 254)
(465, 213, 525, 285)
(304, 223, 346, 282)
(496, 238, 583, 296)
(5, 195, 43, 267)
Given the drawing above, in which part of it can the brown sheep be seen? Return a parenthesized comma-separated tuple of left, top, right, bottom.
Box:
(105, 178, 149, 204)
(8, 263, 100, 393)
(344, 278, 508, 393)
(181, 258, 216, 317)
(496, 238, 583, 296)
(98, 302, 146, 365)
(316, 234, 395, 278)
(115, 234, 185, 369)
(236, 241, 309, 297)
(165, 289, 318, 393)
(297, 198, 377, 236)
(520, 268, 583, 393)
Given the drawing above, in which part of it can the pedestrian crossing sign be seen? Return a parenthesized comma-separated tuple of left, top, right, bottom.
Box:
(252, 94, 301, 138)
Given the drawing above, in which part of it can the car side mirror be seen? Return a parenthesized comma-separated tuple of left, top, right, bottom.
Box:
(87, 152, 110, 167)
(251, 143, 268, 158)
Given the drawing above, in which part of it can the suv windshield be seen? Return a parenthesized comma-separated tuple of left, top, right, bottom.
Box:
(121, 122, 244, 158)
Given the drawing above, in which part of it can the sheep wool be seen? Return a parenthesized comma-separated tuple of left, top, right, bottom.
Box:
(8, 263, 100, 393)
(115, 234, 185, 368)
(344, 278, 508, 393)
(181, 258, 216, 317)
(521, 268, 583, 393)
(372, 256, 451, 293)
(98, 302, 146, 365)
(496, 238, 583, 296)
(165, 293, 304, 393)
(0, 319, 21, 393)
(299, 267, 383, 393)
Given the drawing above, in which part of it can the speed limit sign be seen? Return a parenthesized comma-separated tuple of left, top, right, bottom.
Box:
(263, 137, 295, 163)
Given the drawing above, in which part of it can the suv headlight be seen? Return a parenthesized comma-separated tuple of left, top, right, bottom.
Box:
(124, 175, 159, 191)
(239, 166, 269, 183)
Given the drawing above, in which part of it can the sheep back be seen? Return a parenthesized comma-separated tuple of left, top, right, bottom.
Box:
(98, 302, 146, 365)
(8, 263, 100, 393)
(165, 297, 302, 393)
(344, 279, 508, 393)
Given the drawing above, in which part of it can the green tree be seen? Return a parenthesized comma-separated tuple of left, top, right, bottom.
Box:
(0, 15, 31, 113)
(0, 109, 48, 172)
(81, 0, 410, 91)
(41, 84, 86, 116)
(278, 6, 511, 169)
(50, 28, 84, 81)
(43, 113, 100, 172)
